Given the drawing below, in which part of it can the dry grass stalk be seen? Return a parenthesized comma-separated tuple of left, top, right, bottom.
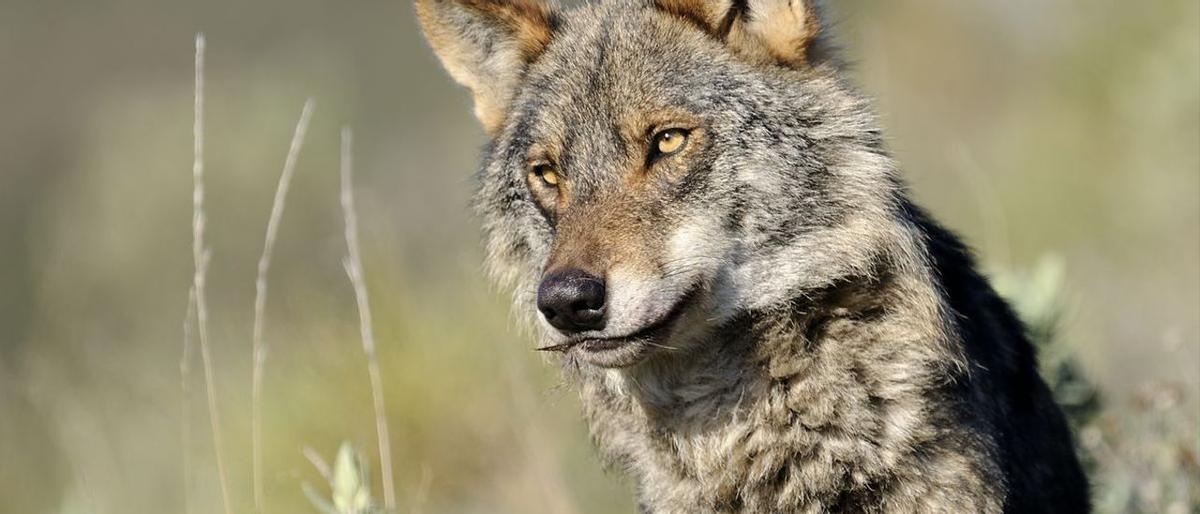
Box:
(339, 126, 397, 510)
(191, 33, 234, 514)
(251, 98, 316, 513)
(180, 286, 197, 514)
(302, 445, 334, 483)
(410, 465, 433, 514)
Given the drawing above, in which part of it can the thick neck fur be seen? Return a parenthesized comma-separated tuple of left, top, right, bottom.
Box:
(570, 220, 1007, 513)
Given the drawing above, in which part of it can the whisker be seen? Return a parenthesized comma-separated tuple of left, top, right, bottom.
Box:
(661, 265, 710, 280)
(658, 255, 731, 267)
(535, 343, 574, 353)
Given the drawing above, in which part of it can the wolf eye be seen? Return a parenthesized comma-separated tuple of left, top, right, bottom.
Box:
(652, 129, 689, 157)
(530, 163, 559, 187)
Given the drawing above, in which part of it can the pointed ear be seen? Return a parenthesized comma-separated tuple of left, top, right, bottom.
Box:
(415, 0, 557, 134)
(655, 0, 824, 68)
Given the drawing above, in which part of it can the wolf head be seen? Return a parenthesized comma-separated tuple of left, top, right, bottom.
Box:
(417, 0, 906, 368)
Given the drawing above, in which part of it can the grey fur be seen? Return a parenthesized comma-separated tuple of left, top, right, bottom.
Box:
(416, 0, 1090, 511)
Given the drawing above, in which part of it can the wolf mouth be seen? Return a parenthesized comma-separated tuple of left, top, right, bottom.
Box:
(539, 285, 700, 355)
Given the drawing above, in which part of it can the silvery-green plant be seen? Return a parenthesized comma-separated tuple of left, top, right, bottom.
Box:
(991, 254, 1101, 431)
(303, 441, 382, 514)
(992, 255, 1199, 513)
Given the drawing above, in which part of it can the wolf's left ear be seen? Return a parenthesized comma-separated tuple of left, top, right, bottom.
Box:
(415, 0, 557, 135)
(656, 0, 826, 68)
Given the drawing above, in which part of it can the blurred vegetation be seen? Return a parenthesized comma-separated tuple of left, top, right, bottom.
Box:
(995, 256, 1199, 512)
(0, 0, 1195, 513)
(992, 255, 1102, 434)
(302, 442, 382, 514)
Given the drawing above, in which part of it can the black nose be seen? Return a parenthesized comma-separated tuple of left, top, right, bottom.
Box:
(537, 269, 606, 333)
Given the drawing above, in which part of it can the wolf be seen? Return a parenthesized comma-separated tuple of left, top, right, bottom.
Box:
(415, 0, 1091, 511)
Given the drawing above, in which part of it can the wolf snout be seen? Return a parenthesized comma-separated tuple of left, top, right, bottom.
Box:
(537, 269, 607, 333)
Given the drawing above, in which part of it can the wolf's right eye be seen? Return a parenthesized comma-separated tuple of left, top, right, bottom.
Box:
(530, 163, 559, 187)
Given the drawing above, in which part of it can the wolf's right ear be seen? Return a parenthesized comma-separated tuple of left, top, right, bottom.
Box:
(415, 0, 557, 135)
(656, 0, 826, 68)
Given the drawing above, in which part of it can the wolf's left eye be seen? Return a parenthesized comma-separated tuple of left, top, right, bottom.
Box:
(530, 163, 559, 187)
(651, 129, 689, 158)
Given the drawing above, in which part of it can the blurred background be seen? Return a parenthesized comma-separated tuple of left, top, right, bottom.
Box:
(0, 0, 1196, 512)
